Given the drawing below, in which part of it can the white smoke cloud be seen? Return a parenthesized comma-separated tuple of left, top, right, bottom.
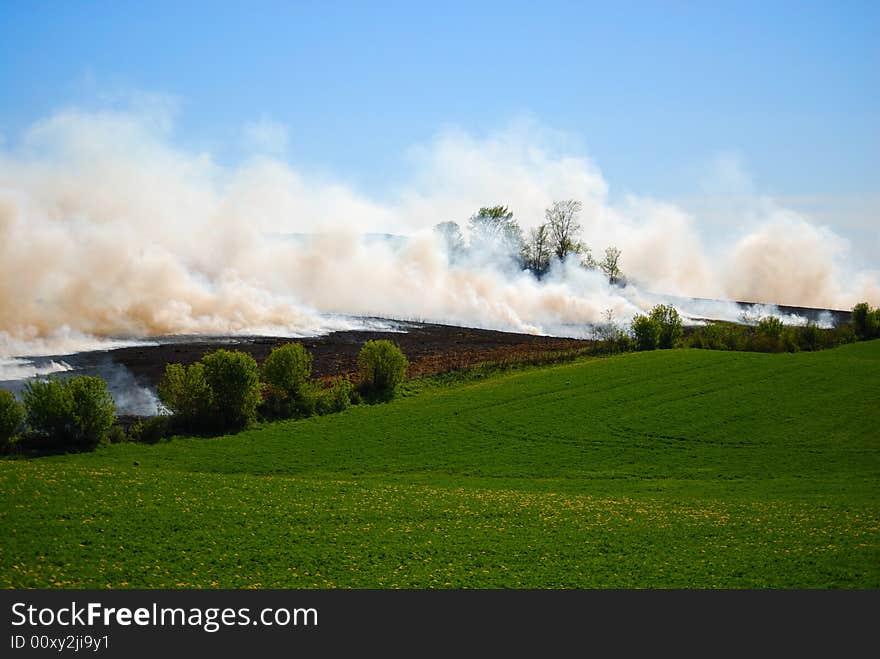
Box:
(0, 105, 876, 358)
(0, 357, 72, 381)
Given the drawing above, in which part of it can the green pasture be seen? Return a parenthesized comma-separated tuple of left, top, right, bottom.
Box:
(2, 341, 878, 588)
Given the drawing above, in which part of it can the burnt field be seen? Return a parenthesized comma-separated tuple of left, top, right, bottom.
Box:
(105, 298, 851, 390)
(108, 322, 594, 389)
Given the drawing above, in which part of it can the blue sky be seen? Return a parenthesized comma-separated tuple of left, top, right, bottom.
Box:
(1, 0, 877, 212)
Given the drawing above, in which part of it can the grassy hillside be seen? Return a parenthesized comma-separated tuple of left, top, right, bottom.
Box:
(2, 342, 878, 588)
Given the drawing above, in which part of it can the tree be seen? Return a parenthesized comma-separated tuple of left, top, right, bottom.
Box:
(66, 377, 117, 447)
(852, 302, 880, 340)
(521, 223, 552, 275)
(0, 390, 23, 443)
(262, 343, 313, 395)
(595, 309, 631, 353)
(434, 221, 465, 258)
(260, 343, 315, 419)
(580, 248, 598, 270)
(649, 304, 683, 349)
(157, 362, 212, 430)
(22, 378, 69, 442)
(600, 246, 623, 284)
(23, 375, 116, 449)
(201, 349, 262, 431)
(357, 340, 409, 399)
(545, 199, 584, 260)
(631, 315, 660, 351)
(468, 205, 523, 257)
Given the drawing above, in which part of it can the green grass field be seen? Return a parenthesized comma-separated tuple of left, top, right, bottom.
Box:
(2, 341, 878, 588)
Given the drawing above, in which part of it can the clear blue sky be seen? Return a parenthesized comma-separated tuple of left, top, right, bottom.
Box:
(1, 0, 877, 204)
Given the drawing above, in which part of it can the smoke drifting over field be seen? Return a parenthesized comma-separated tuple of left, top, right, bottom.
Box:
(1, 106, 877, 358)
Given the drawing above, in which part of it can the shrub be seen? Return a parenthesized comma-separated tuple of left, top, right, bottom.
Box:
(259, 383, 295, 420)
(797, 321, 822, 351)
(293, 383, 320, 417)
(747, 316, 801, 353)
(66, 376, 117, 446)
(130, 415, 171, 444)
(607, 332, 633, 354)
(0, 390, 23, 443)
(756, 316, 784, 340)
(357, 340, 409, 399)
(688, 323, 741, 351)
(23, 376, 116, 450)
(106, 425, 128, 444)
(201, 349, 262, 431)
(832, 324, 857, 346)
(852, 302, 880, 340)
(157, 362, 212, 431)
(263, 343, 312, 394)
(780, 327, 800, 353)
(316, 377, 354, 415)
(262, 380, 321, 419)
(22, 377, 70, 442)
(259, 343, 317, 420)
(649, 304, 683, 349)
(852, 303, 870, 339)
(595, 313, 632, 354)
(631, 315, 660, 351)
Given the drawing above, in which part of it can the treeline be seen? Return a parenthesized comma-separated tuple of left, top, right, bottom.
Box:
(685, 301, 880, 353)
(436, 201, 624, 283)
(0, 339, 409, 454)
(593, 301, 880, 355)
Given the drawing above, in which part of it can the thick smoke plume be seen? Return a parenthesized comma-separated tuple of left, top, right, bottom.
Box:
(1, 107, 877, 358)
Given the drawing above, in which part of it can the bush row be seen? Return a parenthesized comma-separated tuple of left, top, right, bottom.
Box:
(156, 339, 408, 437)
(1, 339, 409, 453)
(592, 302, 876, 355)
(684, 318, 858, 353)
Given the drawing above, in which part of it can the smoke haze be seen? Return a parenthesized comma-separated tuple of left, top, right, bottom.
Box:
(1, 106, 877, 358)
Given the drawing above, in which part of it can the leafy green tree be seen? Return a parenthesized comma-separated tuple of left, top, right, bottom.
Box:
(649, 304, 683, 349)
(263, 343, 313, 395)
(0, 390, 23, 443)
(201, 350, 262, 430)
(66, 377, 117, 447)
(23, 378, 69, 441)
(259, 343, 316, 420)
(631, 315, 660, 351)
(23, 376, 115, 449)
(158, 362, 212, 430)
(357, 340, 409, 399)
(468, 205, 524, 257)
(851, 303, 870, 339)
(852, 302, 880, 339)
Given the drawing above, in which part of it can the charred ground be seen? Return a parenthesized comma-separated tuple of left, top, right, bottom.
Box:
(108, 322, 593, 389)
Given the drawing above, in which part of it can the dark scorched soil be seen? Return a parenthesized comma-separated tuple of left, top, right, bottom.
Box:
(108, 322, 593, 389)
